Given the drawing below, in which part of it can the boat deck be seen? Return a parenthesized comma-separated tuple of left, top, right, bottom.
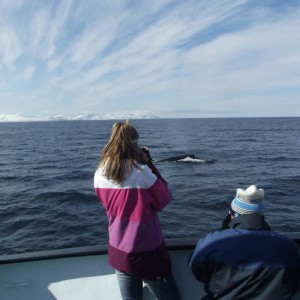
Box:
(1, 235, 300, 300)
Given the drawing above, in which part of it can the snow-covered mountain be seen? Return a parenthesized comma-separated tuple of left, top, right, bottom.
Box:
(0, 112, 160, 122)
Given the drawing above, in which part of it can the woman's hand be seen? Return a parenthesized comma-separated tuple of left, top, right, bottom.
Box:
(139, 147, 151, 163)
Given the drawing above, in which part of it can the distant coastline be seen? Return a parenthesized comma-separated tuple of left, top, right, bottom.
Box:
(0, 113, 161, 123)
(0, 113, 299, 123)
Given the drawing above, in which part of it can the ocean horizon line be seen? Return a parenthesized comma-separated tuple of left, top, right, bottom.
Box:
(0, 114, 299, 123)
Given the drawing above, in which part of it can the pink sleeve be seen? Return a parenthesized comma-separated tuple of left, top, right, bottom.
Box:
(147, 179, 173, 211)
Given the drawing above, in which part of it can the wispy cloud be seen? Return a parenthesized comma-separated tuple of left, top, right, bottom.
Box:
(0, 0, 299, 117)
(0, 26, 21, 66)
(22, 65, 36, 80)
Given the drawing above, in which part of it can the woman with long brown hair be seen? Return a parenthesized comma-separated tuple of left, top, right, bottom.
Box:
(94, 120, 179, 300)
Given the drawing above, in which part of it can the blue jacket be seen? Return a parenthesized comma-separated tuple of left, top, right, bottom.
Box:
(189, 215, 300, 300)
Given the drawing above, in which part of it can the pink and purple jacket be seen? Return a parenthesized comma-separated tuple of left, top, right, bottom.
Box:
(94, 161, 173, 278)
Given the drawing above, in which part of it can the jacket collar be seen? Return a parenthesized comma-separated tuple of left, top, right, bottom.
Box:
(229, 214, 271, 231)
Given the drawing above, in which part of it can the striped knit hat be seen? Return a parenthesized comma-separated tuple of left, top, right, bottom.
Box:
(231, 185, 264, 215)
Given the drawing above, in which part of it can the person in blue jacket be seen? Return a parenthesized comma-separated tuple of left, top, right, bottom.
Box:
(189, 185, 300, 300)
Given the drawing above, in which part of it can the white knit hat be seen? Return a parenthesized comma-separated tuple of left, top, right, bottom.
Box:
(231, 185, 264, 215)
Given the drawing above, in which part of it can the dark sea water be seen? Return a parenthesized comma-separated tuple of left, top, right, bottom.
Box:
(1, 118, 300, 255)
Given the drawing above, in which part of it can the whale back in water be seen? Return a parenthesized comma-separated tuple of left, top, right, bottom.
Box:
(156, 154, 199, 162)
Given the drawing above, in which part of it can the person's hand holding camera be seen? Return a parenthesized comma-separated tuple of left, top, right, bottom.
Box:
(139, 147, 152, 164)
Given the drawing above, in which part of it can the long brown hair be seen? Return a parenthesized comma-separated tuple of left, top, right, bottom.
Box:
(98, 120, 141, 184)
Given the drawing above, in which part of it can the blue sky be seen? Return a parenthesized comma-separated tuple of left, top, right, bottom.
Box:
(0, 0, 299, 118)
